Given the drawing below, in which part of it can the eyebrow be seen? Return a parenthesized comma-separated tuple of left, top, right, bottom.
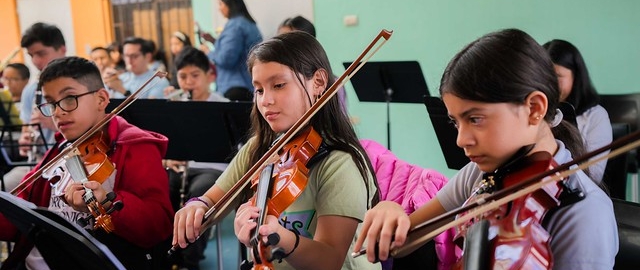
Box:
(253, 73, 288, 85)
(448, 107, 484, 119)
(43, 86, 76, 99)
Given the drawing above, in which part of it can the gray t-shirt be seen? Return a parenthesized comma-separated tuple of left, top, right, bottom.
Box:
(576, 105, 612, 183)
(437, 140, 617, 269)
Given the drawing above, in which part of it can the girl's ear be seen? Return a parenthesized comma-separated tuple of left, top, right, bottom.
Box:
(311, 68, 329, 96)
(526, 90, 548, 125)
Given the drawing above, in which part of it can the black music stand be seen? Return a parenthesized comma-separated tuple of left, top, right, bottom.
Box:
(107, 99, 252, 269)
(107, 99, 252, 162)
(424, 96, 468, 170)
(343, 61, 429, 150)
(0, 192, 125, 270)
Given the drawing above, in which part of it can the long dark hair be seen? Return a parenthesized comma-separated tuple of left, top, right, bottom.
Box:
(222, 0, 256, 23)
(440, 29, 587, 164)
(543, 39, 600, 115)
(246, 31, 378, 206)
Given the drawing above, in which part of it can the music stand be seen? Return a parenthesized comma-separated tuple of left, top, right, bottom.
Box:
(424, 96, 469, 170)
(0, 192, 125, 270)
(344, 61, 429, 150)
(107, 99, 252, 270)
(107, 99, 252, 162)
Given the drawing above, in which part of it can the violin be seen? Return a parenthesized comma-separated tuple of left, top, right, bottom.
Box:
(43, 131, 120, 232)
(353, 127, 640, 266)
(243, 127, 323, 269)
(10, 71, 168, 232)
(452, 150, 563, 269)
(168, 29, 393, 255)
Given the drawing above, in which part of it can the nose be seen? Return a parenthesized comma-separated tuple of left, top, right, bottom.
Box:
(455, 124, 475, 149)
(185, 76, 196, 85)
(33, 57, 45, 71)
(259, 89, 274, 107)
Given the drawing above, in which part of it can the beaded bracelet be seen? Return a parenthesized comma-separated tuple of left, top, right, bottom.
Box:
(185, 197, 209, 208)
(283, 229, 300, 259)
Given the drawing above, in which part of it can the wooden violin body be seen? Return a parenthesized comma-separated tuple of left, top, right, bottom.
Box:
(251, 126, 323, 217)
(76, 131, 115, 183)
(454, 151, 563, 270)
(247, 127, 323, 269)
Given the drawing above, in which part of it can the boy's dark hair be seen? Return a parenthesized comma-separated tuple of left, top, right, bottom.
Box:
(38, 57, 104, 93)
(174, 46, 210, 72)
(123, 37, 154, 55)
(6, 63, 30, 80)
(21, 22, 65, 49)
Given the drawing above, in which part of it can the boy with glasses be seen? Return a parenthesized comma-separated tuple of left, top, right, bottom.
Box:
(0, 57, 174, 269)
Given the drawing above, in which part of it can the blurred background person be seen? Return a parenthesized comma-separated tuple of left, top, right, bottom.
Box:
(199, 0, 262, 101)
(168, 31, 193, 89)
(1, 63, 30, 104)
(543, 39, 612, 184)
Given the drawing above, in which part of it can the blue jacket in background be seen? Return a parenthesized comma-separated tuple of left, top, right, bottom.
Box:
(208, 16, 262, 95)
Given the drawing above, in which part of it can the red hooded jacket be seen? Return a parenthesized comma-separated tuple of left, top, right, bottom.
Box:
(0, 116, 173, 259)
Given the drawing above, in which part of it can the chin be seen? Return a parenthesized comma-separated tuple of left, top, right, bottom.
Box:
(60, 132, 79, 142)
(477, 164, 498, 173)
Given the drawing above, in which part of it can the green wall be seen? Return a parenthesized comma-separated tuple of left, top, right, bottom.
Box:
(192, 0, 215, 42)
(313, 0, 640, 177)
(194, 0, 640, 178)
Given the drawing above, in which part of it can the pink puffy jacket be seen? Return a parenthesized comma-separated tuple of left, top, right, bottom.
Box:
(361, 139, 458, 270)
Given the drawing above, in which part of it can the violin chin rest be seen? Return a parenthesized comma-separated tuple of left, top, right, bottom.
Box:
(462, 219, 490, 269)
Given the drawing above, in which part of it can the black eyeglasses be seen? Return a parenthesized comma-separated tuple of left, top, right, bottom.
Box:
(37, 90, 98, 117)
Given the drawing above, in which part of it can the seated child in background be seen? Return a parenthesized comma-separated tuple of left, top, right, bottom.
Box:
(163, 46, 228, 270)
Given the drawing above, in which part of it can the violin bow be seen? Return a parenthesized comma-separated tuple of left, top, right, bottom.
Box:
(168, 29, 393, 254)
(11, 71, 168, 197)
(0, 47, 21, 73)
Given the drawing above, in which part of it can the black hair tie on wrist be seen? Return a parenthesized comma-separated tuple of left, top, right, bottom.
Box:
(282, 229, 300, 259)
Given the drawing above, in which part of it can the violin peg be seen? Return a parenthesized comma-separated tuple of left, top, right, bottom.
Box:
(270, 247, 286, 263)
(106, 201, 124, 214)
(266, 233, 280, 246)
(77, 216, 91, 227)
(99, 192, 117, 205)
(239, 260, 254, 270)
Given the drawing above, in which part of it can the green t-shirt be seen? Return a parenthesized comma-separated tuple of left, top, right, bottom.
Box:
(216, 137, 381, 270)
